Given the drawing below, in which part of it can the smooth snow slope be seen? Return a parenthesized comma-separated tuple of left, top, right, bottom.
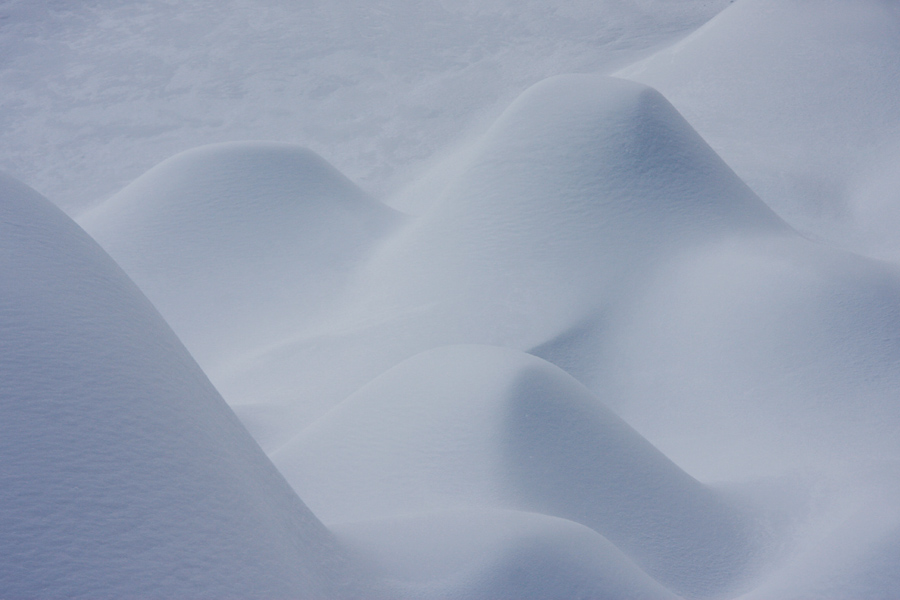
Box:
(276, 345, 765, 599)
(360, 74, 786, 342)
(333, 509, 681, 600)
(236, 72, 900, 598)
(200, 74, 789, 444)
(740, 477, 900, 600)
(80, 141, 402, 371)
(0, 0, 732, 214)
(0, 172, 355, 598)
(12, 3, 900, 595)
(619, 0, 900, 251)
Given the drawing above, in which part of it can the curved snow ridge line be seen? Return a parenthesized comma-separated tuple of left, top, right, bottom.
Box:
(190, 73, 802, 449)
(229, 73, 797, 443)
(332, 508, 682, 600)
(618, 0, 900, 245)
(447, 73, 784, 236)
(351, 74, 789, 353)
(79, 141, 405, 371)
(0, 0, 734, 214)
(276, 345, 773, 599)
(0, 171, 359, 598)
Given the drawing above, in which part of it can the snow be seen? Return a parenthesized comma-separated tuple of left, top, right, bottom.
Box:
(357, 74, 785, 339)
(152, 74, 790, 446)
(80, 141, 402, 370)
(333, 509, 682, 600)
(5, 0, 900, 597)
(618, 0, 900, 252)
(597, 233, 900, 481)
(0, 172, 356, 597)
(0, 0, 732, 215)
(274, 345, 763, 598)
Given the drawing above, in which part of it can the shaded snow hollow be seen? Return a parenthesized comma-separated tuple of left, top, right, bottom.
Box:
(5, 3, 900, 597)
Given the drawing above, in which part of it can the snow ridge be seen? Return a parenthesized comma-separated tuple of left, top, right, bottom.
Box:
(0, 172, 357, 598)
(6, 2, 900, 595)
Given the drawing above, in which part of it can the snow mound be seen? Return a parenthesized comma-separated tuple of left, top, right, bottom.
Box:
(0, 172, 355, 598)
(79, 141, 402, 369)
(333, 509, 680, 600)
(276, 345, 763, 598)
(224, 74, 791, 442)
(619, 0, 900, 247)
(362, 75, 785, 345)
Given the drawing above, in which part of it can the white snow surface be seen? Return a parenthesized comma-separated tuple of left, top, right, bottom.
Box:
(80, 141, 402, 370)
(275, 345, 765, 598)
(618, 0, 900, 253)
(6, 1, 900, 598)
(132, 74, 790, 445)
(332, 509, 682, 600)
(0, 0, 731, 215)
(0, 173, 356, 598)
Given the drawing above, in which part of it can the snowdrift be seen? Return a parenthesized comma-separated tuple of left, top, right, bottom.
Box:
(260, 73, 900, 597)
(276, 345, 763, 598)
(208, 74, 790, 442)
(619, 0, 900, 248)
(333, 509, 681, 600)
(596, 233, 900, 481)
(8, 28, 900, 596)
(79, 141, 402, 370)
(0, 172, 355, 598)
